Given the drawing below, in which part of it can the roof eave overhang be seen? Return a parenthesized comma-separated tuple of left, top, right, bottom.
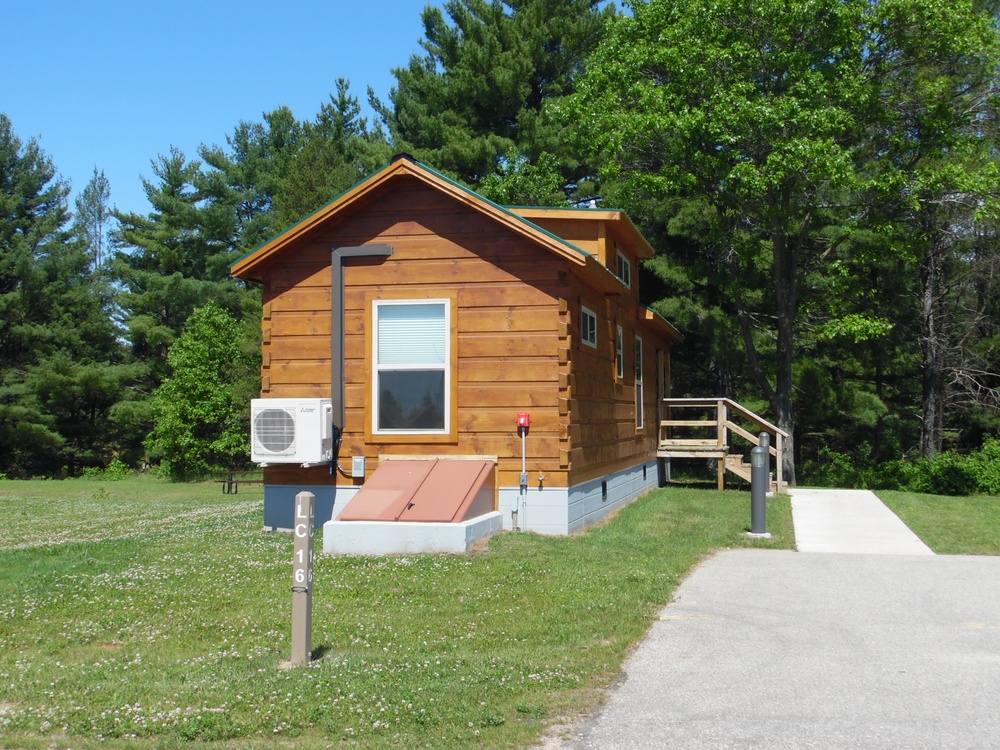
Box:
(511, 206, 655, 260)
(639, 305, 684, 343)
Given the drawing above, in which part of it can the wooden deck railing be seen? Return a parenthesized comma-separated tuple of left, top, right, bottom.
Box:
(658, 398, 788, 493)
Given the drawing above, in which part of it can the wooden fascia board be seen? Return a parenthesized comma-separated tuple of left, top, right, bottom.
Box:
(639, 304, 684, 343)
(607, 213, 654, 260)
(230, 160, 410, 280)
(578, 255, 624, 295)
(231, 158, 589, 281)
(510, 207, 622, 222)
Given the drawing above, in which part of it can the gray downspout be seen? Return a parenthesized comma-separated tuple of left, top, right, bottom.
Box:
(331, 245, 394, 432)
(330, 246, 394, 482)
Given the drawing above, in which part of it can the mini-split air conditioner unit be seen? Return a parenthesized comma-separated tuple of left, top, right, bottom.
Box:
(251, 398, 334, 466)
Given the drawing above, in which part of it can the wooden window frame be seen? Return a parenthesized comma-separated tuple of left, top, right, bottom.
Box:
(635, 335, 645, 431)
(366, 291, 459, 444)
(616, 249, 631, 289)
(581, 305, 598, 349)
(616, 324, 625, 381)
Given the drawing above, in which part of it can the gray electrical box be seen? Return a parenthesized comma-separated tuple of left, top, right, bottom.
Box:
(351, 456, 366, 478)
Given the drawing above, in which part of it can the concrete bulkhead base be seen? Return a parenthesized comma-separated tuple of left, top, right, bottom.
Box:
(323, 512, 503, 555)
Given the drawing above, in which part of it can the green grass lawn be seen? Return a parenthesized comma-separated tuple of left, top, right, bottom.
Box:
(877, 490, 1000, 555)
(0, 477, 791, 750)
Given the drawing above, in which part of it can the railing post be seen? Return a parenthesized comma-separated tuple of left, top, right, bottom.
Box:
(716, 399, 726, 490)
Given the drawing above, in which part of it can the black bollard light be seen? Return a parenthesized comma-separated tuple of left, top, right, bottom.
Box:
(749, 432, 769, 536)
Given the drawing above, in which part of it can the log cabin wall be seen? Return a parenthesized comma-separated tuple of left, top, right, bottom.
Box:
(562, 263, 671, 488)
(259, 176, 571, 491)
(520, 208, 674, 488)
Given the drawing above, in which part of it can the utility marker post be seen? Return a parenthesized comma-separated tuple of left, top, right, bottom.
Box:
(290, 491, 315, 665)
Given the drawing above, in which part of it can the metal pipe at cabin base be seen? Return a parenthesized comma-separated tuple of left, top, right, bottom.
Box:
(518, 424, 528, 531)
(750, 443, 768, 535)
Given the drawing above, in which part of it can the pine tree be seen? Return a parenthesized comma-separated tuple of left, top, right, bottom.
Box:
(276, 79, 392, 222)
(111, 147, 246, 382)
(859, 0, 1000, 457)
(198, 106, 303, 258)
(374, 0, 614, 195)
(0, 114, 127, 476)
(74, 167, 112, 271)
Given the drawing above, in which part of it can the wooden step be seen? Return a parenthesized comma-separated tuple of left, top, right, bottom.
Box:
(724, 454, 752, 483)
(723, 454, 777, 492)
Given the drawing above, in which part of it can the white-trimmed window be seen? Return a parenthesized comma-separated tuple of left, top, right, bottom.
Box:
(616, 249, 631, 289)
(581, 306, 598, 348)
(373, 300, 449, 433)
(616, 325, 625, 380)
(635, 336, 644, 429)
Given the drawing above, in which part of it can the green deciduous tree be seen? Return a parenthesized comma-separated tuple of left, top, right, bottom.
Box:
(478, 148, 568, 205)
(574, 0, 872, 483)
(575, 0, 1000, 481)
(146, 301, 259, 480)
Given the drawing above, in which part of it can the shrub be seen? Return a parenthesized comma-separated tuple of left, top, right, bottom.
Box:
(802, 437, 1000, 496)
(801, 447, 868, 488)
(102, 457, 132, 481)
(81, 457, 132, 481)
(909, 451, 979, 496)
(968, 437, 1000, 496)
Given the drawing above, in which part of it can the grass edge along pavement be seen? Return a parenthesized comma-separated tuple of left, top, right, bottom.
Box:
(877, 489, 1000, 555)
(0, 478, 791, 750)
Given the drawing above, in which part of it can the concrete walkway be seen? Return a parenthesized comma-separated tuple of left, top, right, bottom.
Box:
(789, 487, 935, 555)
(551, 488, 1000, 749)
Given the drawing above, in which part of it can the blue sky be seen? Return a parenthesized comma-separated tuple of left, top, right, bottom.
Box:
(2, 0, 430, 218)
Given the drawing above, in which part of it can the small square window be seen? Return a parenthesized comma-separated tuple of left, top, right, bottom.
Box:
(581, 306, 597, 348)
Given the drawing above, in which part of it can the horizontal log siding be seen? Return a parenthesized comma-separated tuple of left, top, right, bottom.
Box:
(564, 277, 670, 486)
(261, 178, 568, 489)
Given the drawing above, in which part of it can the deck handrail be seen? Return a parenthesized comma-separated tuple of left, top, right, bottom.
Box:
(659, 398, 787, 493)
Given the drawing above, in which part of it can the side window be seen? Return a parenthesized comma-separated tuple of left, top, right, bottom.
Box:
(635, 336, 644, 429)
(616, 325, 624, 380)
(581, 306, 598, 348)
(373, 300, 449, 433)
(616, 249, 631, 289)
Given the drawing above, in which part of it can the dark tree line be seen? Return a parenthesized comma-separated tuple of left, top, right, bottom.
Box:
(2, 0, 999, 489)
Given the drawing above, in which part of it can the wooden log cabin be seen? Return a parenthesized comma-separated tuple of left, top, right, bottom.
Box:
(230, 155, 682, 537)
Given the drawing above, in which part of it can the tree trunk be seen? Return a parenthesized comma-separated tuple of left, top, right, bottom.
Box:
(736, 228, 801, 486)
(920, 236, 946, 458)
(772, 232, 799, 486)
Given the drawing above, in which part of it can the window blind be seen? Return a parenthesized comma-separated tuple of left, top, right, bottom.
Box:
(377, 303, 446, 365)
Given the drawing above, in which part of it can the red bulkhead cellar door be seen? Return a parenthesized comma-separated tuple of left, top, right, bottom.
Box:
(337, 459, 495, 523)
